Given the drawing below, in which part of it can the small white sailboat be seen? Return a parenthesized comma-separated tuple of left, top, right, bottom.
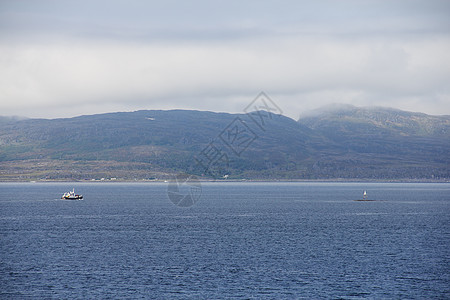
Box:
(354, 190, 375, 201)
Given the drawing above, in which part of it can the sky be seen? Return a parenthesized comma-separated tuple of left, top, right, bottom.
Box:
(0, 0, 449, 120)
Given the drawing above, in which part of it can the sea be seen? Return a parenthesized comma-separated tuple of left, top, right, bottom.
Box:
(0, 182, 449, 299)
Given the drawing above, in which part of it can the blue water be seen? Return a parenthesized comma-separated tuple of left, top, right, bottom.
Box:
(0, 182, 449, 299)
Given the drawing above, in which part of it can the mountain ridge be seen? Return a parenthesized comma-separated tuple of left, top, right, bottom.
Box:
(1, 106, 449, 181)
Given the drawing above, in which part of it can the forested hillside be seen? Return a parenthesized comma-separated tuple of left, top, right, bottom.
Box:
(1, 106, 449, 181)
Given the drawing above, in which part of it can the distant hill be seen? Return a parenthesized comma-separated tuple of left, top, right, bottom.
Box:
(0, 106, 449, 181)
(297, 104, 450, 179)
(299, 104, 450, 137)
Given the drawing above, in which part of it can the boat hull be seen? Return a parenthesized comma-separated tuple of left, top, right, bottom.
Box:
(61, 196, 83, 200)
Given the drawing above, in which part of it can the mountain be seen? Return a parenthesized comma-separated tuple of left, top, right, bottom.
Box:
(298, 104, 450, 179)
(299, 104, 450, 137)
(0, 106, 449, 181)
(0, 110, 321, 180)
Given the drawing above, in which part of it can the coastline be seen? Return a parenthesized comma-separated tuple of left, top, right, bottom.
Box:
(1, 178, 449, 184)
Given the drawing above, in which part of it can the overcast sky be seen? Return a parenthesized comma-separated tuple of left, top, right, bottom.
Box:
(1, 0, 449, 119)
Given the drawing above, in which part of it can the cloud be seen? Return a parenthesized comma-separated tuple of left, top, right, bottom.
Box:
(0, 0, 449, 118)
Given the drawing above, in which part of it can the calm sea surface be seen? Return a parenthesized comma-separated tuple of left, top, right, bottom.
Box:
(0, 182, 449, 299)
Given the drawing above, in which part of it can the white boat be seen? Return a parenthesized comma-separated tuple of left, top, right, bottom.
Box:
(354, 190, 375, 201)
(61, 188, 83, 200)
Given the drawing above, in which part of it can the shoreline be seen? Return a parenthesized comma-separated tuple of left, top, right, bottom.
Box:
(1, 178, 449, 184)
